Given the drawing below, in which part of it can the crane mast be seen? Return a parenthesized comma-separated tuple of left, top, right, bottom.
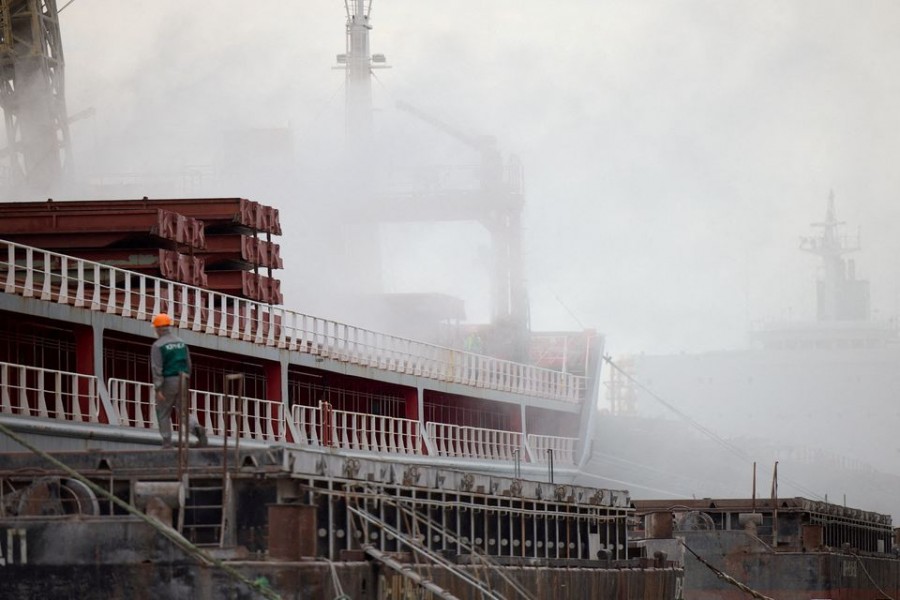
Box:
(339, 0, 388, 147)
(0, 0, 71, 197)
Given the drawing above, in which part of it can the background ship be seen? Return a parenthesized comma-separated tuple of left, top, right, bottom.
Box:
(599, 196, 900, 519)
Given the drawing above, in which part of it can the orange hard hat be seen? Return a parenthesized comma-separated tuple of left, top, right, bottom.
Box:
(152, 314, 173, 328)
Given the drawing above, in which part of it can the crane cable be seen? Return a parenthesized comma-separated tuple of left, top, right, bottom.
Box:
(602, 354, 826, 501)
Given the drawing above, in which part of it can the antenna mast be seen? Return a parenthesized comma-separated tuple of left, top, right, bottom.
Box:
(799, 192, 868, 321)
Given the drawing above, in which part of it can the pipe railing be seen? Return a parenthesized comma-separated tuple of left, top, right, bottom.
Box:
(1, 239, 586, 403)
(426, 422, 523, 461)
(527, 434, 578, 465)
(0, 361, 100, 423)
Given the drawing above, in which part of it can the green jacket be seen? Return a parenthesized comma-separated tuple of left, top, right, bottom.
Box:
(151, 329, 192, 389)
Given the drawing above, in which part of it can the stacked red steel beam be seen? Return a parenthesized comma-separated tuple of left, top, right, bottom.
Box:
(202, 234, 283, 270)
(0, 197, 281, 235)
(42, 248, 209, 287)
(0, 198, 283, 302)
(206, 271, 282, 304)
(0, 207, 206, 250)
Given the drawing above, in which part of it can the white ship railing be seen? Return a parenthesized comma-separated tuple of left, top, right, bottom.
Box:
(330, 406, 421, 455)
(0, 362, 573, 465)
(0, 361, 100, 423)
(527, 434, 577, 465)
(290, 403, 322, 446)
(288, 403, 422, 455)
(108, 379, 285, 443)
(426, 422, 523, 461)
(1, 240, 586, 403)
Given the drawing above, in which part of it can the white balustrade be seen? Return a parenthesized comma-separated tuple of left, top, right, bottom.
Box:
(0, 361, 100, 423)
(0, 359, 571, 466)
(0, 239, 587, 404)
(527, 434, 578, 465)
(330, 408, 421, 455)
(108, 379, 285, 443)
(290, 403, 322, 446)
(426, 422, 523, 461)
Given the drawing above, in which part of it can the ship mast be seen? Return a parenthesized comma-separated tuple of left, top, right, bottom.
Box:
(799, 192, 868, 321)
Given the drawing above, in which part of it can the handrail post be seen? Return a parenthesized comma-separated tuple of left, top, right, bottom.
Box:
(547, 448, 554, 484)
(225, 374, 245, 476)
(177, 372, 190, 481)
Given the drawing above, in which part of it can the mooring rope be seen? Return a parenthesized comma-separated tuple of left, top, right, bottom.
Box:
(851, 550, 895, 600)
(680, 539, 776, 600)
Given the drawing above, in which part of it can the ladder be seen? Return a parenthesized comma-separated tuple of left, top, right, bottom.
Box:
(180, 475, 232, 547)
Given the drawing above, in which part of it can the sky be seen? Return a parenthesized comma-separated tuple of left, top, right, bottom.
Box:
(47, 0, 900, 357)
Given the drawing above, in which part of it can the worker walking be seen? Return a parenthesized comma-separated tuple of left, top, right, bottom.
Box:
(151, 313, 208, 449)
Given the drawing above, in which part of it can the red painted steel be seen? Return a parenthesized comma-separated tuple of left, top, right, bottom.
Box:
(203, 234, 283, 269)
(0, 232, 155, 248)
(23, 248, 208, 286)
(0, 208, 206, 250)
(0, 197, 281, 235)
(205, 270, 283, 303)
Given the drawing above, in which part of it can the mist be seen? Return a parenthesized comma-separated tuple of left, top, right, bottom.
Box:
(8, 2, 900, 516)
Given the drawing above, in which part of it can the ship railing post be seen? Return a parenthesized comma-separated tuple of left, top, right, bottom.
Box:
(242, 300, 253, 342)
(89, 264, 101, 310)
(3, 243, 15, 294)
(89, 377, 99, 423)
(74, 260, 85, 307)
(191, 288, 202, 332)
(147, 381, 158, 430)
(547, 448, 554, 484)
(106, 266, 117, 314)
(0, 363, 9, 414)
(136, 275, 146, 319)
(33, 366, 48, 418)
(39, 250, 51, 301)
(58, 255, 69, 305)
(254, 303, 265, 345)
(121, 271, 132, 318)
(224, 374, 244, 470)
(23, 247, 34, 298)
(310, 404, 320, 446)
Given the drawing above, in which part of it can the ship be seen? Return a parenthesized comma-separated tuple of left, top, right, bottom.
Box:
(573, 196, 900, 599)
(606, 195, 900, 517)
(0, 195, 685, 600)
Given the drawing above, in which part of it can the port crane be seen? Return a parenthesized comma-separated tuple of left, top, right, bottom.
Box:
(334, 1, 530, 359)
(0, 0, 71, 196)
(389, 100, 530, 360)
